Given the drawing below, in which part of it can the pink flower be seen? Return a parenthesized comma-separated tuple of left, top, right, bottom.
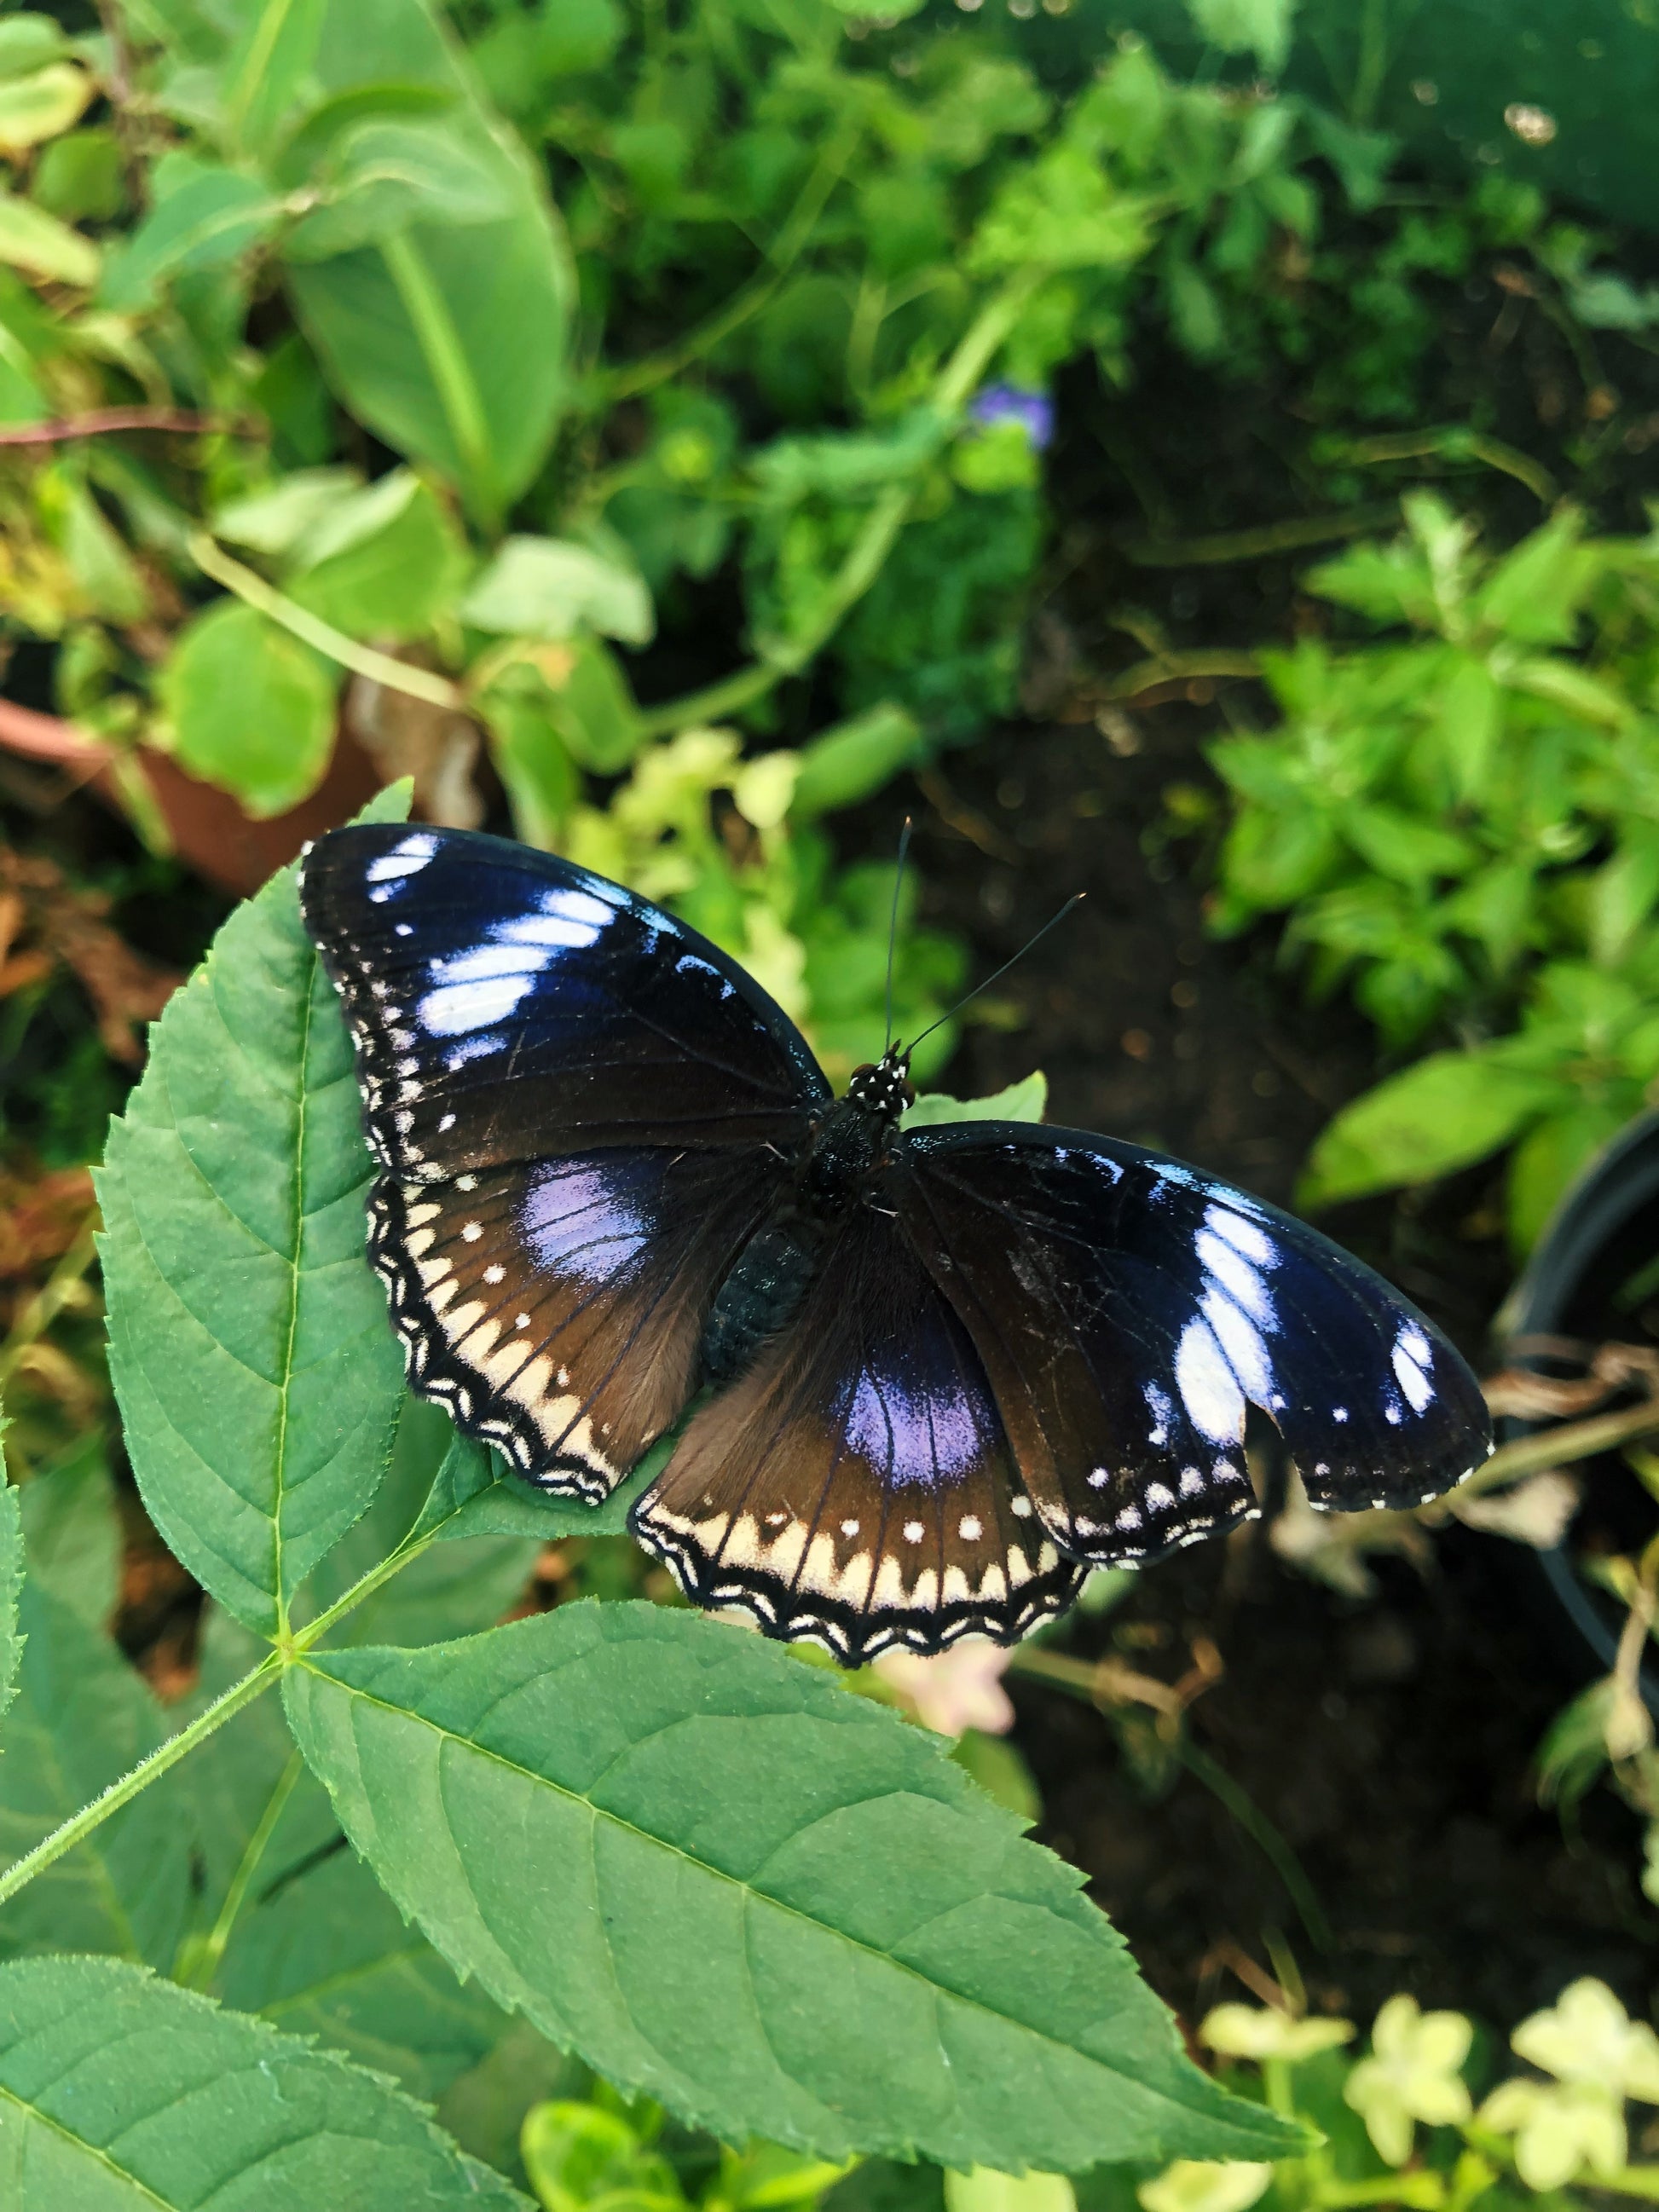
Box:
(876, 1641, 1015, 1737)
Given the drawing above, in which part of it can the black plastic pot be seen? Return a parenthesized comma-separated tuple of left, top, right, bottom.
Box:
(1501, 1111, 1659, 1709)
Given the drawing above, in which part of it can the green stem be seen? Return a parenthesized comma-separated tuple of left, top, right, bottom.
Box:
(188, 532, 465, 710)
(183, 1749, 303, 1990)
(633, 265, 1042, 739)
(1600, 2169, 1659, 2202)
(0, 1498, 457, 1915)
(1179, 1741, 1334, 1954)
(0, 1649, 286, 1913)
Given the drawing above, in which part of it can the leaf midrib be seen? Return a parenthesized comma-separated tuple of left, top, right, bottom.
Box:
(303, 1662, 1248, 2141)
(0, 2082, 177, 2211)
(270, 959, 316, 1629)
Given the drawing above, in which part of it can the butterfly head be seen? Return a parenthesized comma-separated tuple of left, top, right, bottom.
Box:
(846, 1046, 916, 1126)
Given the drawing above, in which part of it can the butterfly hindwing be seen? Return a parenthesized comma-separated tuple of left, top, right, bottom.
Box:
(300, 825, 829, 1182)
(372, 1145, 791, 1496)
(894, 1124, 1492, 1567)
(630, 1204, 1085, 1661)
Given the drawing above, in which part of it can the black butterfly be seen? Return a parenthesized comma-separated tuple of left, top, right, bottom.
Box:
(300, 823, 1492, 1666)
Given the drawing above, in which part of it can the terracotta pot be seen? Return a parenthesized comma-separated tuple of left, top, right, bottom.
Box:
(0, 696, 384, 898)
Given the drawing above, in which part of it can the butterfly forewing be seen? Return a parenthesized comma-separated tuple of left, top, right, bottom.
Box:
(300, 825, 829, 1181)
(895, 1124, 1492, 1566)
(303, 824, 828, 1496)
(630, 1204, 1085, 1662)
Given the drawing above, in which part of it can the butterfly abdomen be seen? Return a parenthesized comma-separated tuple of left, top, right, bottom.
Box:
(699, 1217, 824, 1385)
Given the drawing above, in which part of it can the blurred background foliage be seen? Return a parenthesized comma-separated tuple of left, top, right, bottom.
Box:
(6, 0, 1659, 2194)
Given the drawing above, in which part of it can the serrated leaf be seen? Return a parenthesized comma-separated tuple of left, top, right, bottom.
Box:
(97, 792, 409, 1638)
(0, 1580, 191, 1968)
(286, 1603, 1304, 2172)
(0, 1955, 531, 2209)
(216, 1843, 509, 2101)
(420, 1429, 656, 1545)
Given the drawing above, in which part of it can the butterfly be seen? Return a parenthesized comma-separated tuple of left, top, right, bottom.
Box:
(301, 823, 1493, 1666)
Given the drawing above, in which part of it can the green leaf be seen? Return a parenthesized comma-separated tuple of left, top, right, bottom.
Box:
(96, 793, 408, 1638)
(286, 116, 517, 264)
(420, 1430, 657, 1545)
(523, 634, 643, 774)
(1184, 0, 1297, 73)
(0, 1474, 19, 1739)
(159, 599, 339, 816)
(905, 1072, 1048, 1129)
(0, 189, 98, 287)
(0, 1580, 191, 1968)
(790, 705, 923, 821)
(0, 1955, 531, 2209)
(217, 1843, 510, 2102)
(1340, 803, 1472, 887)
(31, 126, 125, 224)
(15, 1434, 118, 1626)
(214, 467, 365, 557)
(0, 61, 92, 155)
(461, 535, 654, 647)
(286, 1603, 1305, 2171)
(1433, 652, 1503, 803)
(1470, 509, 1596, 646)
(0, 17, 67, 80)
(1510, 655, 1632, 730)
(1298, 1052, 1567, 1210)
(298, 1399, 537, 1648)
(480, 677, 581, 849)
(98, 162, 280, 313)
(287, 468, 470, 641)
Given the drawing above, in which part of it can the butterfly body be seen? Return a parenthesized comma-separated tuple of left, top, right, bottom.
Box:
(302, 822, 1494, 1665)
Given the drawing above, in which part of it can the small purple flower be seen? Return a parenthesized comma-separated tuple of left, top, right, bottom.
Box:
(968, 383, 1055, 450)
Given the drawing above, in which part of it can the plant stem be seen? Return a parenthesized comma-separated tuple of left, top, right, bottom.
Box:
(0, 1649, 286, 1912)
(633, 266, 1042, 739)
(182, 1749, 303, 1990)
(0, 1493, 460, 1913)
(187, 532, 465, 711)
(1602, 2169, 1659, 2202)
(0, 410, 249, 448)
(1454, 1397, 1659, 1498)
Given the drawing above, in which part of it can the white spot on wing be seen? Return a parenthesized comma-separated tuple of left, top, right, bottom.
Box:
(1175, 1317, 1246, 1443)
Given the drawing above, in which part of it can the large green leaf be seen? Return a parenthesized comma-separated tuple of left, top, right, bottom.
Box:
(0, 1580, 191, 1969)
(0, 1955, 530, 2209)
(279, 0, 572, 519)
(286, 1603, 1304, 2172)
(97, 790, 409, 1638)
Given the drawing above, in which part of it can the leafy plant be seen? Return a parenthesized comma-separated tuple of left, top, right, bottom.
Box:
(0, 806, 1304, 2203)
(1133, 1980, 1659, 2212)
(1205, 491, 1659, 1248)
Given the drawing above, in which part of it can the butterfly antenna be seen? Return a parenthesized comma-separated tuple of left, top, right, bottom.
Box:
(902, 893, 1084, 1056)
(884, 816, 913, 1052)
